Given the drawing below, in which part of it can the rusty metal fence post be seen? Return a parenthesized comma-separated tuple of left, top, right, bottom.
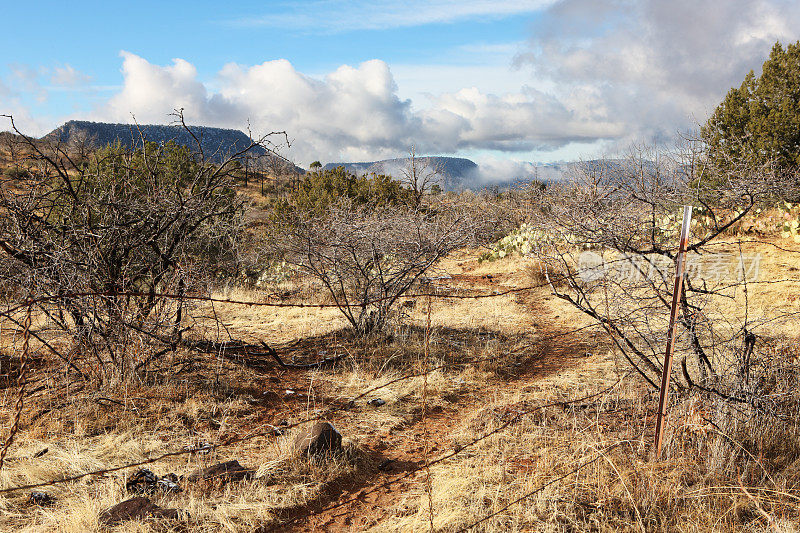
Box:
(654, 205, 692, 459)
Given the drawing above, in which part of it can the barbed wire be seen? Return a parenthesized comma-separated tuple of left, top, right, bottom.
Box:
(1, 247, 792, 494)
(0, 279, 558, 319)
(0, 238, 795, 524)
(0, 277, 575, 380)
(5, 268, 795, 322)
(701, 238, 800, 254)
(0, 321, 608, 496)
(1, 363, 637, 533)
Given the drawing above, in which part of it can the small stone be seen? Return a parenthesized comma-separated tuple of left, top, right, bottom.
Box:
(157, 474, 181, 493)
(101, 497, 152, 524)
(367, 398, 386, 407)
(126, 469, 157, 494)
(126, 468, 181, 494)
(187, 460, 254, 483)
(183, 442, 213, 455)
(100, 497, 186, 525)
(293, 421, 342, 456)
(28, 491, 54, 506)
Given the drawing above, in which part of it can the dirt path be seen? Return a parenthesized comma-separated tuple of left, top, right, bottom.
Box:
(270, 283, 609, 532)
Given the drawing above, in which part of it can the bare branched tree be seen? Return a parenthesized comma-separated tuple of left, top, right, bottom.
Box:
(271, 200, 478, 335)
(0, 111, 288, 382)
(401, 145, 442, 208)
(529, 140, 789, 400)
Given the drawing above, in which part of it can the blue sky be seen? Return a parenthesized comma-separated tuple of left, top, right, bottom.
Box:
(0, 1, 540, 114)
(1, 1, 797, 171)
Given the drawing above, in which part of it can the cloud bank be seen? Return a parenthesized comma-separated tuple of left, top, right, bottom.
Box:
(91, 0, 800, 165)
(516, 0, 800, 148)
(95, 52, 619, 165)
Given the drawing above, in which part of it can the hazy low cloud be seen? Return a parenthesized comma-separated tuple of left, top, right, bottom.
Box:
(463, 158, 539, 186)
(516, 0, 800, 147)
(50, 64, 92, 87)
(232, 0, 556, 32)
(96, 52, 621, 165)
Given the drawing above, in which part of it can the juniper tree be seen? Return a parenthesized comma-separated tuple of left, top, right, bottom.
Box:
(702, 41, 800, 176)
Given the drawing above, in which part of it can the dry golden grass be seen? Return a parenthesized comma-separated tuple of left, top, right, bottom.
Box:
(0, 379, 373, 532)
(374, 371, 800, 532)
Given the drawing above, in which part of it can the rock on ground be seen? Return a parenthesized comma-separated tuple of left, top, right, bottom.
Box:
(100, 496, 184, 525)
(293, 421, 342, 456)
(126, 468, 181, 494)
(186, 460, 254, 483)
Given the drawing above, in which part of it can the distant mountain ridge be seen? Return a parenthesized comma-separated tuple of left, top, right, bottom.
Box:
(323, 157, 478, 190)
(321, 157, 630, 189)
(45, 121, 267, 156)
(42, 122, 645, 188)
(43, 121, 303, 173)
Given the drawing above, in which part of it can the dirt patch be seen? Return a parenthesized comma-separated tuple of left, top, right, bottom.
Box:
(267, 290, 610, 532)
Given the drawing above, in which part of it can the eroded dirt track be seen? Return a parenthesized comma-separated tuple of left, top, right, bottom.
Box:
(257, 281, 608, 532)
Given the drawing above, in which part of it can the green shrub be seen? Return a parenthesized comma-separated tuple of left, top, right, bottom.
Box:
(3, 166, 30, 179)
(273, 166, 411, 219)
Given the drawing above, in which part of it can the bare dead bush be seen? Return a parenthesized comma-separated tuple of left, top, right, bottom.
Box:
(400, 145, 442, 208)
(529, 140, 790, 398)
(270, 200, 479, 335)
(0, 112, 288, 384)
(522, 140, 800, 490)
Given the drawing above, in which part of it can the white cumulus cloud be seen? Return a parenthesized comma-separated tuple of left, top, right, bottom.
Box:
(93, 52, 620, 165)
